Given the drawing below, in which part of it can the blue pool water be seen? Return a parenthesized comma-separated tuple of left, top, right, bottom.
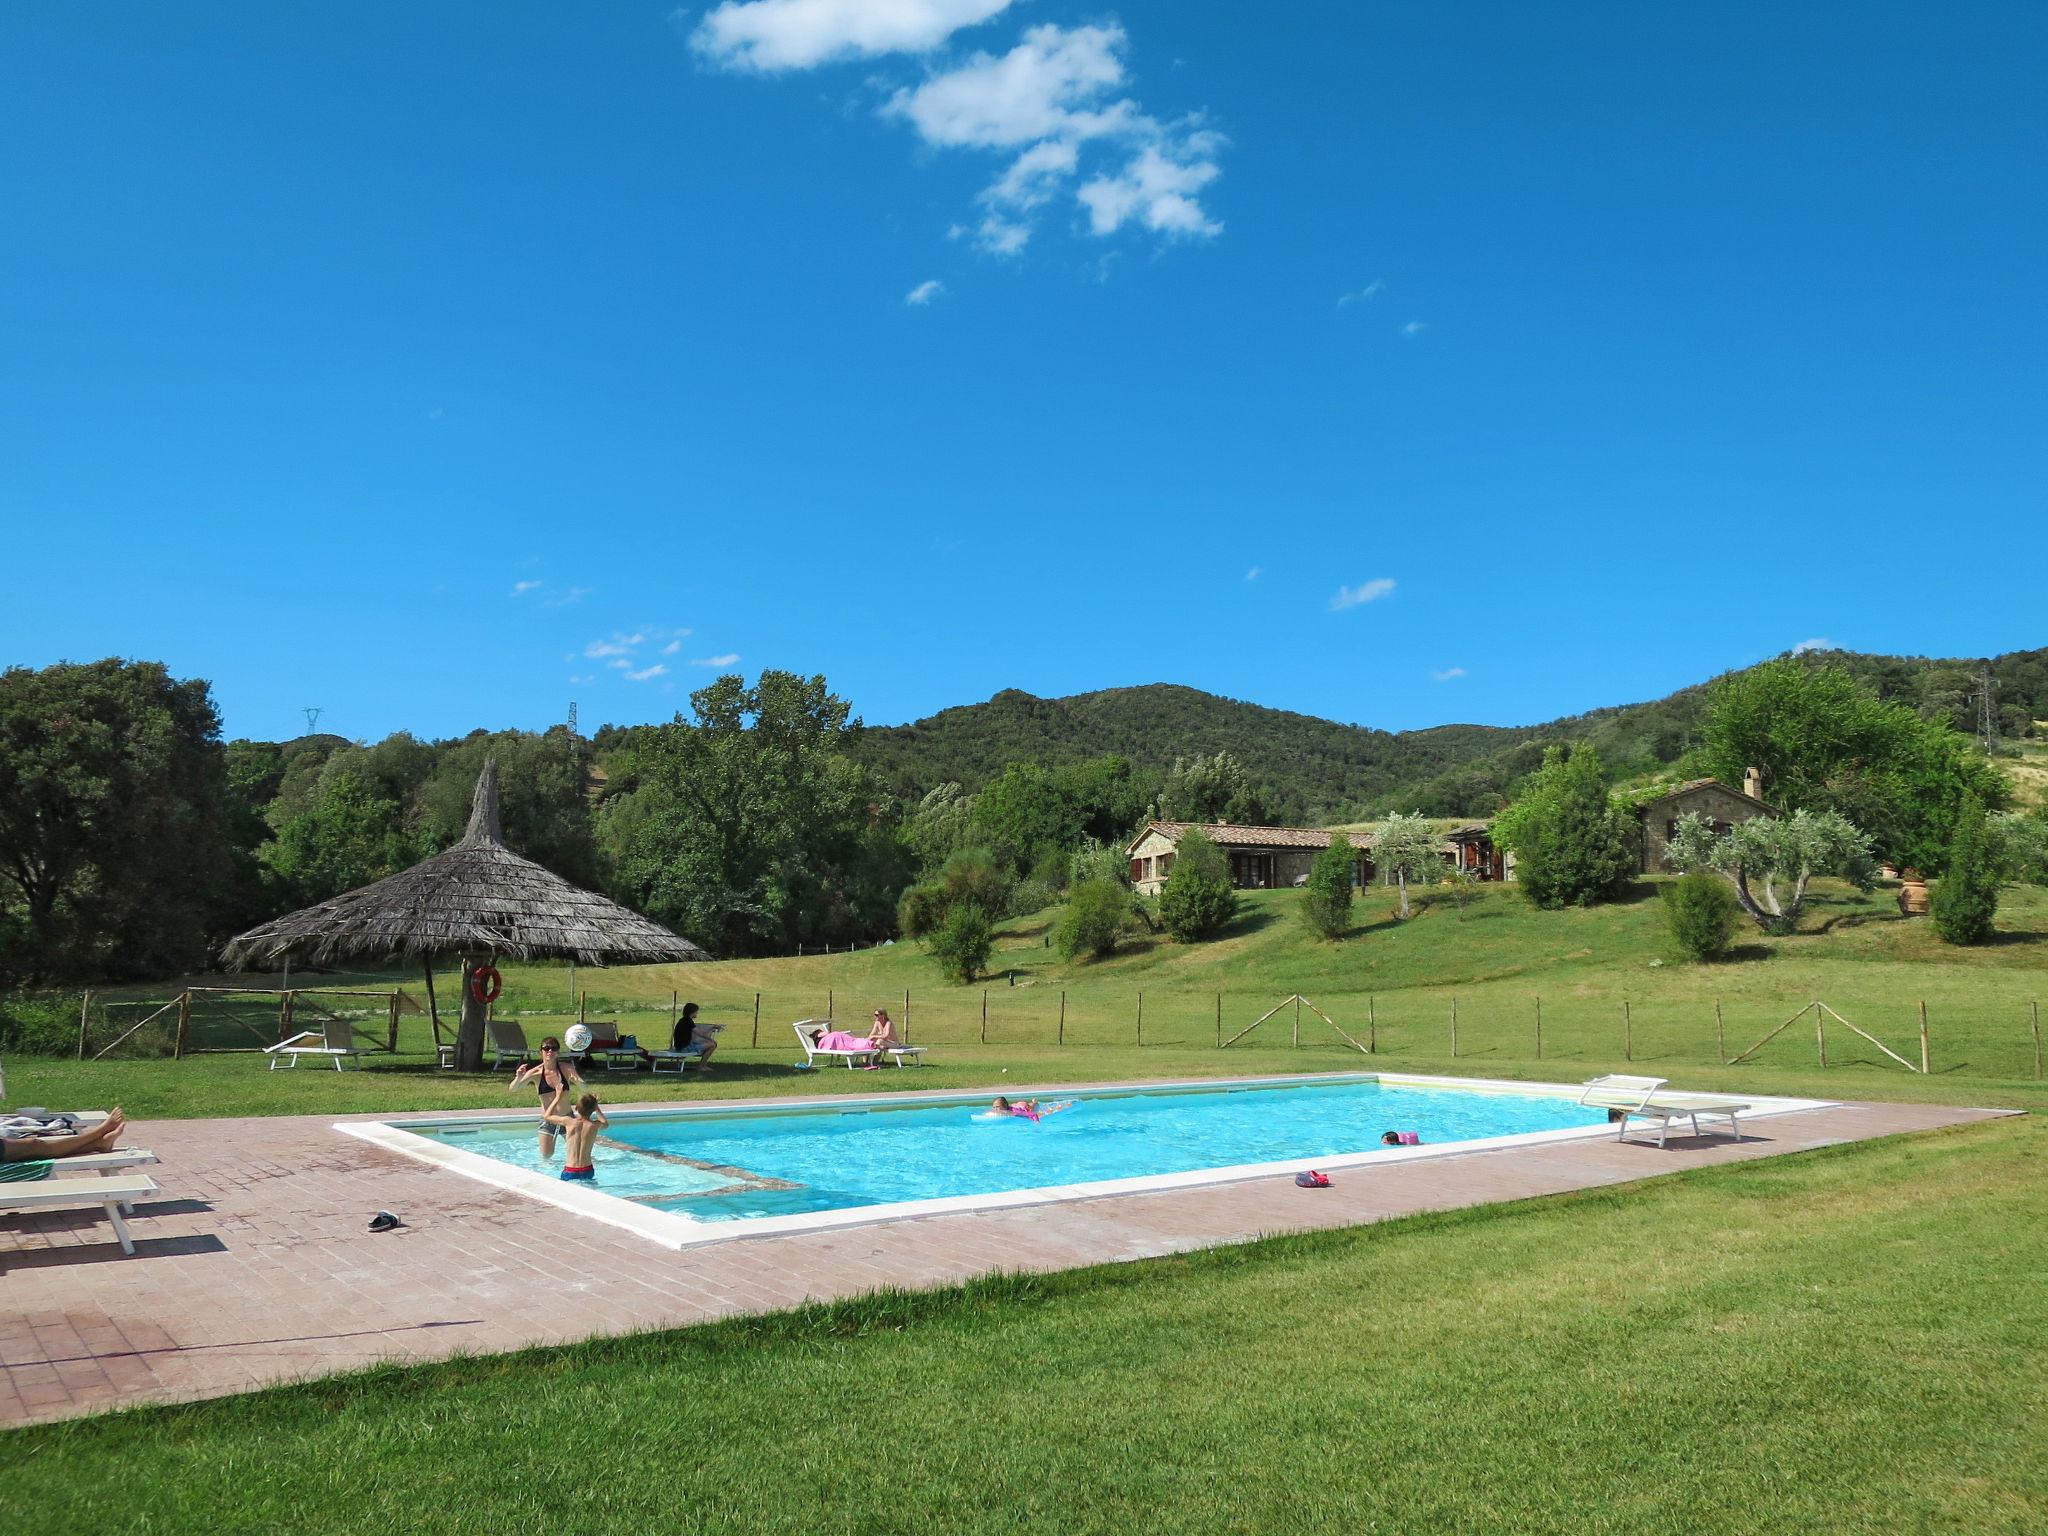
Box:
(411, 1078, 1612, 1223)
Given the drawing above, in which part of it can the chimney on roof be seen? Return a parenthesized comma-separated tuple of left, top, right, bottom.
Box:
(1743, 766, 1765, 801)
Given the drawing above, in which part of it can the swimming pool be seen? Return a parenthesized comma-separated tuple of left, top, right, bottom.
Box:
(345, 1073, 1828, 1248)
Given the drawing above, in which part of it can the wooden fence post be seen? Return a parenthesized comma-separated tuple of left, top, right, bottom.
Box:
(1368, 995, 1376, 1055)
(1715, 999, 1726, 1064)
(578, 991, 587, 1026)
(2032, 1001, 2041, 1080)
(981, 990, 988, 1044)
(1293, 994, 1300, 1049)
(828, 988, 834, 1022)
(670, 992, 678, 1036)
(281, 990, 296, 1044)
(388, 990, 401, 1052)
(1214, 992, 1221, 1049)
(1450, 996, 1458, 1059)
(173, 991, 192, 1060)
(1534, 995, 1541, 1061)
(76, 990, 91, 1060)
(751, 992, 760, 1048)
(1137, 991, 1144, 1046)
(1059, 991, 1066, 1046)
(905, 989, 911, 1043)
(1918, 1001, 1930, 1075)
(1815, 1002, 1827, 1068)
(1623, 1001, 1632, 1062)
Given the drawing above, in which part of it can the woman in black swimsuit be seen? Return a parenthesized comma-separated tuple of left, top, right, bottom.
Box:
(509, 1037, 584, 1163)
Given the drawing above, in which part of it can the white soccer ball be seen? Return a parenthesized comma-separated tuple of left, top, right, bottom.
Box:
(563, 1024, 593, 1053)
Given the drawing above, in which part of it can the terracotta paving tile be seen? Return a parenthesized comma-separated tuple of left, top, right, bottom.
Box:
(0, 1092, 2014, 1427)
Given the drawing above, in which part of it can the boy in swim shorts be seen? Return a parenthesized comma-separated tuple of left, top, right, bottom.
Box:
(543, 1092, 607, 1180)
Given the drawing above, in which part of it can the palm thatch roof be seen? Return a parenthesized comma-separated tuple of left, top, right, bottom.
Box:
(219, 759, 709, 970)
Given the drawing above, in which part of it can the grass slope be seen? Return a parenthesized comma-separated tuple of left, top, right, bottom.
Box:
(8, 1118, 2044, 1535)
(20, 879, 2046, 1119)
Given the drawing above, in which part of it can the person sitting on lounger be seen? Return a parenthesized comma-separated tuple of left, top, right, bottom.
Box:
(673, 1002, 719, 1067)
(866, 1009, 901, 1049)
(542, 1093, 607, 1181)
(2, 1107, 127, 1163)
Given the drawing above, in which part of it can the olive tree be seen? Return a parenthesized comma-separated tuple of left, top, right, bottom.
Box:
(1663, 809, 1873, 933)
(1371, 813, 1444, 920)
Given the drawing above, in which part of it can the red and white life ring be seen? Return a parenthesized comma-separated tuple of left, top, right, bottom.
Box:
(469, 965, 503, 1005)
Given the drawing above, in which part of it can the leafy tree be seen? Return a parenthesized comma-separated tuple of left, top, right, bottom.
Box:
(1157, 751, 1267, 824)
(1490, 747, 1635, 909)
(970, 763, 1079, 875)
(1931, 791, 1998, 945)
(1055, 877, 1135, 960)
(0, 659, 236, 984)
(261, 767, 428, 906)
(1300, 832, 1356, 940)
(1991, 809, 2048, 886)
(1664, 809, 1874, 933)
(1157, 829, 1237, 941)
(1662, 871, 1742, 961)
(1699, 658, 2006, 869)
(927, 901, 994, 983)
(602, 671, 890, 956)
(1067, 835, 1130, 891)
(1370, 813, 1447, 919)
(904, 783, 977, 875)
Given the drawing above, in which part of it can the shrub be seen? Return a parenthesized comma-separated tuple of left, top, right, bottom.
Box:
(896, 882, 947, 940)
(1300, 833, 1355, 940)
(1662, 872, 1741, 961)
(1492, 746, 1636, 909)
(1067, 836, 1130, 891)
(1932, 791, 1998, 945)
(926, 903, 994, 983)
(897, 846, 1013, 941)
(1055, 877, 1134, 960)
(1007, 878, 1059, 917)
(0, 991, 83, 1056)
(1158, 829, 1237, 942)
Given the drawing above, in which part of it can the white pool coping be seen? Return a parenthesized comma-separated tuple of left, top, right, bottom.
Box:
(337, 1071, 1835, 1251)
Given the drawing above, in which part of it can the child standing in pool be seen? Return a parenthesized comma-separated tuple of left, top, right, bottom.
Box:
(543, 1092, 608, 1181)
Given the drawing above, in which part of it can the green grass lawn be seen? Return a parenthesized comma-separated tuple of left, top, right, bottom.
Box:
(8, 1117, 2043, 1535)
(21, 878, 2046, 1119)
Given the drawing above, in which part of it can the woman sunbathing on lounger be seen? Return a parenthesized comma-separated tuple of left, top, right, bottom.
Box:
(1, 1107, 127, 1163)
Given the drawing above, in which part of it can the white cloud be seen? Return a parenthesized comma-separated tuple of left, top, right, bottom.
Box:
(623, 664, 669, 683)
(1401, 321, 1427, 336)
(1078, 141, 1222, 238)
(691, 0, 1014, 72)
(1790, 638, 1836, 654)
(1330, 578, 1396, 611)
(1337, 281, 1384, 307)
(1431, 666, 1466, 682)
(585, 634, 643, 659)
(1244, 565, 1261, 582)
(543, 585, 591, 607)
(510, 579, 543, 596)
(691, 653, 742, 668)
(661, 638, 684, 655)
(905, 278, 946, 305)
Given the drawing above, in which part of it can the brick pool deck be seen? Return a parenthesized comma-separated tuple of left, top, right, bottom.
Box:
(0, 1086, 2013, 1427)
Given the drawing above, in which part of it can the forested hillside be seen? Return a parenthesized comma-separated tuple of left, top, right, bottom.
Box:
(852, 648, 2048, 821)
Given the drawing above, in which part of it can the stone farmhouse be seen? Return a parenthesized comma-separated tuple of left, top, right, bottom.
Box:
(1633, 771, 1777, 873)
(1125, 820, 1508, 897)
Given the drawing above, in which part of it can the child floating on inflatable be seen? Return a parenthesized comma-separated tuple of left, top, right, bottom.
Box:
(1380, 1130, 1421, 1146)
(987, 1096, 1074, 1123)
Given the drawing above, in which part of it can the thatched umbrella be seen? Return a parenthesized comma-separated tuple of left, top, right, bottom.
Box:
(220, 758, 707, 1070)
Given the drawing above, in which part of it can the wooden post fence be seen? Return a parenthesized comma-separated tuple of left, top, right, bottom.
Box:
(2033, 1001, 2042, 1081)
(1059, 991, 1066, 1045)
(1534, 995, 1541, 1061)
(1298, 997, 1371, 1054)
(1919, 1001, 1930, 1074)
(387, 990, 401, 1052)
(905, 989, 912, 1043)
(173, 991, 192, 1060)
(751, 992, 760, 1048)
(1214, 992, 1221, 1049)
(1450, 997, 1458, 1058)
(828, 988, 834, 1022)
(1137, 991, 1144, 1046)
(1368, 995, 1376, 1054)
(1715, 999, 1725, 1064)
(1815, 1003, 1827, 1068)
(1293, 995, 1301, 1049)
(578, 991, 587, 1026)
(1728, 1002, 1815, 1066)
(76, 990, 91, 1060)
(1623, 1001, 1632, 1062)
(670, 992, 679, 1037)
(980, 990, 988, 1044)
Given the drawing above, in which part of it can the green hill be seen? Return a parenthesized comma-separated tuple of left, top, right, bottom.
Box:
(851, 647, 2048, 821)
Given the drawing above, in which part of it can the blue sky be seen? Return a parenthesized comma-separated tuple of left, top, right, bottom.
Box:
(2, 2, 2043, 744)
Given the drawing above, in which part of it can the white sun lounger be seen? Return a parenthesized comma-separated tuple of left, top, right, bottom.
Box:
(488, 1019, 542, 1069)
(0, 1148, 158, 1213)
(0, 1173, 159, 1254)
(1578, 1075, 1749, 1148)
(265, 1015, 368, 1071)
(792, 1020, 880, 1069)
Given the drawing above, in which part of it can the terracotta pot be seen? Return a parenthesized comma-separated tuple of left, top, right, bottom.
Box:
(1897, 879, 1930, 916)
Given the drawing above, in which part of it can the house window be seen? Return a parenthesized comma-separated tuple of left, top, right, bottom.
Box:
(1159, 852, 1175, 876)
(1130, 858, 1144, 882)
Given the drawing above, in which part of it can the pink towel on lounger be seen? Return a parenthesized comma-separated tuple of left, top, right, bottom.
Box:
(818, 1030, 871, 1052)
